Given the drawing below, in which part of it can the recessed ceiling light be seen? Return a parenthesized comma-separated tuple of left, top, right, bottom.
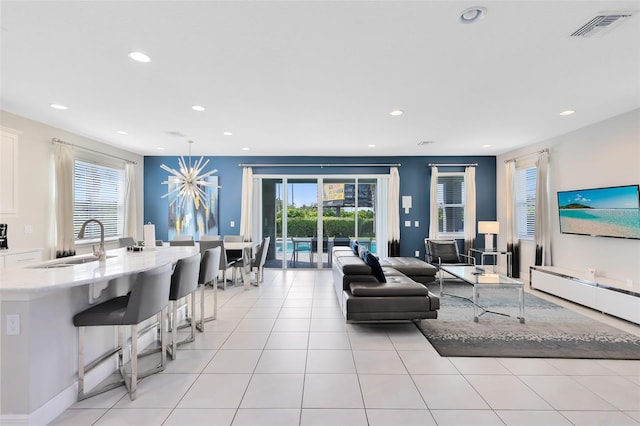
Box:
(50, 103, 68, 110)
(368, 144, 376, 148)
(389, 110, 404, 116)
(241, 147, 250, 151)
(116, 130, 128, 135)
(459, 6, 487, 24)
(191, 105, 205, 112)
(223, 131, 233, 136)
(559, 109, 576, 116)
(482, 144, 492, 148)
(128, 51, 151, 63)
(157, 147, 165, 151)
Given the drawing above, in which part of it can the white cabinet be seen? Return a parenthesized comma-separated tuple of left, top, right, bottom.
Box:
(531, 266, 640, 325)
(0, 127, 21, 214)
(0, 249, 43, 270)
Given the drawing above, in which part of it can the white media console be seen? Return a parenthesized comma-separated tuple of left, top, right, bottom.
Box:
(530, 266, 640, 325)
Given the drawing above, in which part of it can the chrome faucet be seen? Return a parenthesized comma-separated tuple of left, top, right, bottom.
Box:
(78, 219, 106, 261)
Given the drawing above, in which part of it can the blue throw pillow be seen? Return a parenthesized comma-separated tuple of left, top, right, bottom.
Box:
(351, 240, 359, 255)
(365, 252, 386, 283)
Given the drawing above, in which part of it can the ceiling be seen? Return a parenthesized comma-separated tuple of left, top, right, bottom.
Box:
(1, 1, 639, 157)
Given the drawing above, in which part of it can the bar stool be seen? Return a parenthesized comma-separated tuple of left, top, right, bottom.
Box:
(72, 264, 172, 401)
(197, 247, 221, 332)
(199, 240, 234, 289)
(167, 252, 201, 360)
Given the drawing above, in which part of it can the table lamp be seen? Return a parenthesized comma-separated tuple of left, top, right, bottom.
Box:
(478, 221, 499, 250)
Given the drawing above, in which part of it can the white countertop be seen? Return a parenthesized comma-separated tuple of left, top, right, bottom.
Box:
(0, 246, 198, 298)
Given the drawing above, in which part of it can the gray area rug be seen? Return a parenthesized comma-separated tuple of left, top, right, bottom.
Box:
(416, 280, 640, 359)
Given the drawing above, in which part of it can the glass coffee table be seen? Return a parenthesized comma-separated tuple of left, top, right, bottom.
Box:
(439, 265, 525, 323)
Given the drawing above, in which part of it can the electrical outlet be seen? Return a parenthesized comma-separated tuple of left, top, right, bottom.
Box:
(414, 221, 419, 227)
(404, 221, 411, 227)
(6, 314, 20, 336)
(24, 225, 33, 234)
(414, 250, 420, 257)
(230, 221, 235, 227)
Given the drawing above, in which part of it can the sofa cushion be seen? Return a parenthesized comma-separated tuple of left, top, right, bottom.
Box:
(365, 252, 386, 283)
(379, 257, 437, 277)
(350, 276, 428, 296)
(340, 256, 372, 275)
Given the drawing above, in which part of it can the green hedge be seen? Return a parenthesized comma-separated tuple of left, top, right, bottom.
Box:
(277, 218, 374, 237)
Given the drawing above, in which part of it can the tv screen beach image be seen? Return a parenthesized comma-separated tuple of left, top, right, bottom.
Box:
(558, 185, 640, 239)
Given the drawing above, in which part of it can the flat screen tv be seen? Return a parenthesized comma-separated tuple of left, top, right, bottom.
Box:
(557, 184, 640, 239)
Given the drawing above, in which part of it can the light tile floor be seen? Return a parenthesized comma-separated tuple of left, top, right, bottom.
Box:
(51, 269, 640, 426)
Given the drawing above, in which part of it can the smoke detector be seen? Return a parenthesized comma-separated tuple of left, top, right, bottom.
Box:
(570, 12, 634, 37)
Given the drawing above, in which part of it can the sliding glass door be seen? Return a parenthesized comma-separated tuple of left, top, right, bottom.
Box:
(260, 175, 380, 269)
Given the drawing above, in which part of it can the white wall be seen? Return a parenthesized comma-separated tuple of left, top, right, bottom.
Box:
(0, 111, 144, 259)
(497, 109, 640, 284)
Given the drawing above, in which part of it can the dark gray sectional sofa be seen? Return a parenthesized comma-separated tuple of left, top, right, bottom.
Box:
(331, 246, 440, 322)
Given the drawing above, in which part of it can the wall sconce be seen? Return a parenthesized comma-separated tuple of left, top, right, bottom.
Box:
(402, 196, 412, 214)
(478, 221, 499, 250)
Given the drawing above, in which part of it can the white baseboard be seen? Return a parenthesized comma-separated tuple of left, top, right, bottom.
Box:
(0, 414, 29, 426)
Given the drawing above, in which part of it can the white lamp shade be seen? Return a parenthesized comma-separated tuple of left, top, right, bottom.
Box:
(478, 221, 499, 235)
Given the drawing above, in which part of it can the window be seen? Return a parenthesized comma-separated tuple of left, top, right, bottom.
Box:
(515, 166, 537, 239)
(73, 160, 125, 239)
(437, 173, 465, 236)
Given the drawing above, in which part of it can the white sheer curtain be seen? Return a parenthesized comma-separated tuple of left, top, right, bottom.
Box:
(463, 166, 476, 253)
(505, 160, 520, 277)
(387, 167, 400, 256)
(124, 163, 137, 239)
(428, 166, 439, 240)
(376, 177, 389, 258)
(535, 150, 551, 266)
(54, 143, 75, 258)
(239, 167, 253, 241)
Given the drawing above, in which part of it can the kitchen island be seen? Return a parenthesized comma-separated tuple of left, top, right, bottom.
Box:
(0, 246, 198, 425)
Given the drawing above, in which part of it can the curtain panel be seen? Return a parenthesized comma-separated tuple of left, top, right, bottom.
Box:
(54, 143, 76, 258)
(239, 167, 253, 241)
(505, 160, 520, 277)
(387, 167, 400, 256)
(535, 150, 551, 266)
(463, 166, 476, 253)
(124, 163, 137, 240)
(428, 166, 439, 240)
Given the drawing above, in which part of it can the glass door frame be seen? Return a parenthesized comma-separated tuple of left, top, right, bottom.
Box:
(254, 173, 388, 270)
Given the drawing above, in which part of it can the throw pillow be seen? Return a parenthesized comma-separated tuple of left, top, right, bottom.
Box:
(359, 246, 368, 260)
(365, 252, 386, 283)
(351, 240, 359, 255)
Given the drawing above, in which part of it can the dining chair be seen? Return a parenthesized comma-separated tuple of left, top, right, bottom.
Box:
(199, 240, 236, 289)
(172, 235, 194, 241)
(169, 239, 195, 247)
(119, 237, 136, 248)
(233, 236, 270, 284)
(200, 235, 221, 241)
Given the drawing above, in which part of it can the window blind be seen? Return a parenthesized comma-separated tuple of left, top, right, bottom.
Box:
(437, 173, 465, 234)
(73, 160, 125, 239)
(515, 166, 537, 239)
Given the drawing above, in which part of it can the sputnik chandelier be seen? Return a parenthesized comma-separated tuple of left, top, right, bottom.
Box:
(160, 140, 219, 210)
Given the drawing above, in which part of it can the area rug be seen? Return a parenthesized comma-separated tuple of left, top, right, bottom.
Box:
(416, 281, 640, 359)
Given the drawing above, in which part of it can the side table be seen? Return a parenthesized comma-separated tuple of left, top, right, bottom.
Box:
(469, 248, 512, 277)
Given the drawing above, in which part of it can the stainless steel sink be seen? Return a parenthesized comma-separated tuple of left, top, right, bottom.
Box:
(30, 255, 116, 269)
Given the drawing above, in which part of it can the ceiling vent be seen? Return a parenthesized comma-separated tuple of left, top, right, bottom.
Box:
(418, 141, 435, 146)
(570, 13, 634, 37)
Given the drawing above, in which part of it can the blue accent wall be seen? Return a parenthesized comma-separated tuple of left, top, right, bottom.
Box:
(144, 155, 496, 258)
